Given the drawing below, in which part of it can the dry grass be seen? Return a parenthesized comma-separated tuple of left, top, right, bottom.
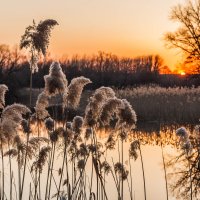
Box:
(18, 86, 200, 123)
(115, 85, 200, 123)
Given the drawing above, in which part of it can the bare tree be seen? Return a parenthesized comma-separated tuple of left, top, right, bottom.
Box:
(165, 0, 200, 72)
(0, 45, 11, 68)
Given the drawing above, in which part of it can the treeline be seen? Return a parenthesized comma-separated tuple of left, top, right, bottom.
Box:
(0, 46, 200, 103)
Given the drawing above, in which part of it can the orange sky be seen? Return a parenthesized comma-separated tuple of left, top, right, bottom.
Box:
(0, 0, 186, 70)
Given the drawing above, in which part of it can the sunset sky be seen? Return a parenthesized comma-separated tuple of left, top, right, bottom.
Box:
(0, 0, 186, 70)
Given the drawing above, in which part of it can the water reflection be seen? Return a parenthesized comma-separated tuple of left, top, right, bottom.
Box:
(1, 122, 199, 200)
(166, 126, 200, 199)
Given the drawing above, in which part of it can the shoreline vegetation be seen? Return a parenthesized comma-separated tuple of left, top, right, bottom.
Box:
(17, 85, 200, 124)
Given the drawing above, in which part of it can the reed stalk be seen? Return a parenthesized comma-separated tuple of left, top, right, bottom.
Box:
(57, 140, 67, 200)
(1, 140, 4, 200)
(138, 142, 147, 200)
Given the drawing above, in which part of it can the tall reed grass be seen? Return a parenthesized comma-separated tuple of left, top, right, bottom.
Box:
(116, 85, 200, 123)
(0, 62, 199, 200)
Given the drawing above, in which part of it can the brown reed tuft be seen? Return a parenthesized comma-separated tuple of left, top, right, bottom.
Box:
(0, 84, 8, 109)
(84, 87, 116, 127)
(44, 62, 67, 96)
(63, 76, 91, 108)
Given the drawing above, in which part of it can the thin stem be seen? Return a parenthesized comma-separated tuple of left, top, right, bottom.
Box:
(121, 139, 124, 200)
(1, 140, 4, 200)
(45, 143, 53, 200)
(8, 141, 13, 200)
(57, 141, 67, 200)
(20, 133, 30, 200)
(17, 150, 22, 200)
(48, 142, 56, 200)
(161, 143, 169, 200)
(139, 142, 147, 200)
(188, 159, 193, 200)
(129, 156, 133, 200)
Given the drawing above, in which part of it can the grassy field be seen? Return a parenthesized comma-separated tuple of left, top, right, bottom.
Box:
(17, 85, 200, 123)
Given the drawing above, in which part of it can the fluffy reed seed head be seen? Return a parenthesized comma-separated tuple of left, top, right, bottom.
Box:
(21, 119, 30, 134)
(36, 92, 49, 108)
(49, 127, 64, 143)
(35, 92, 49, 120)
(63, 76, 91, 108)
(114, 162, 129, 180)
(28, 137, 49, 152)
(100, 98, 124, 126)
(32, 146, 51, 172)
(1, 104, 31, 138)
(194, 125, 200, 140)
(44, 117, 54, 131)
(84, 87, 115, 127)
(176, 127, 189, 141)
(72, 116, 83, 134)
(66, 121, 72, 130)
(84, 128, 92, 140)
(129, 140, 139, 160)
(105, 134, 116, 150)
(118, 99, 137, 130)
(2, 103, 31, 119)
(77, 143, 88, 158)
(44, 62, 68, 96)
(77, 159, 85, 170)
(0, 119, 18, 140)
(4, 148, 18, 158)
(0, 84, 8, 109)
(182, 139, 193, 156)
(101, 161, 111, 175)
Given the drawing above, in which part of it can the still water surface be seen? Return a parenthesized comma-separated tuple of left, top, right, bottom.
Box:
(2, 123, 199, 200)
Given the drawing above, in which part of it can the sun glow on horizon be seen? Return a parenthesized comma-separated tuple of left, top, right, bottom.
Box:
(0, 0, 186, 70)
(179, 70, 186, 76)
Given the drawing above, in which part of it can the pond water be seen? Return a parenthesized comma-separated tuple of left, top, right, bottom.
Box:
(1, 123, 199, 200)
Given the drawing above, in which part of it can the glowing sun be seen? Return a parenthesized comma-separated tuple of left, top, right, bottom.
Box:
(179, 70, 186, 76)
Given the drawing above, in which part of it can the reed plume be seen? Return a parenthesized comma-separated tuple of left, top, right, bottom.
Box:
(105, 134, 116, 150)
(176, 127, 189, 142)
(0, 104, 30, 141)
(84, 87, 115, 127)
(118, 99, 137, 130)
(2, 103, 31, 122)
(0, 84, 8, 109)
(4, 148, 18, 158)
(31, 146, 51, 173)
(77, 159, 86, 170)
(114, 162, 129, 180)
(44, 62, 67, 96)
(101, 161, 111, 175)
(100, 98, 124, 126)
(129, 140, 139, 160)
(21, 119, 30, 134)
(35, 92, 49, 120)
(72, 116, 83, 134)
(63, 76, 91, 108)
(44, 117, 54, 131)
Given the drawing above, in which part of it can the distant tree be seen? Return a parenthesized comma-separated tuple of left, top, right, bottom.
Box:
(152, 55, 163, 74)
(159, 65, 172, 74)
(0, 44, 11, 68)
(164, 0, 200, 73)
